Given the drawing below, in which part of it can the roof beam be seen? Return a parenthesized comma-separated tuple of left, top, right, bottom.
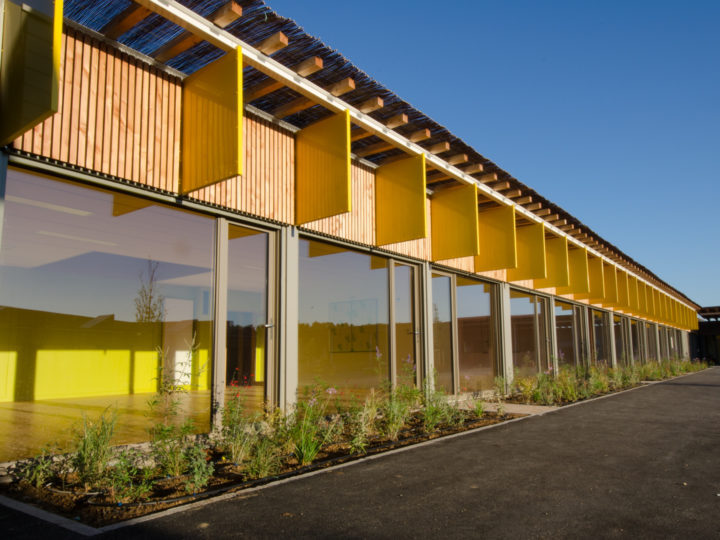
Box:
(273, 77, 355, 118)
(409, 128, 431, 142)
(102, 3, 152, 40)
(514, 195, 533, 205)
(150, 1, 243, 62)
(488, 181, 511, 191)
(477, 173, 498, 184)
(425, 141, 450, 154)
(502, 189, 522, 198)
(351, 114, 408, 142)
(446, 153, 469, 166)
(357, 97, 384, 113)
(524, 202, 542, 211)
(254, 31, 289, 56)
(245, 56, 323, 103)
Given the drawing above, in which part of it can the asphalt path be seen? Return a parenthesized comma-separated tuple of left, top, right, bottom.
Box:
(3, 367, 719, 539)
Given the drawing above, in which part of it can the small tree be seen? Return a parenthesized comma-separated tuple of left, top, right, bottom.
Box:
(135, 260, 165, 323)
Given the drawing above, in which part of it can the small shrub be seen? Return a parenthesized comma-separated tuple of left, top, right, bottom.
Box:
(246, 437, 280, 480)
(380, 392, 411, 441)
(72, 408, 117, 489)
(290, 386, 340, 465)
(473, 399, 485, 418)
(184, 441, 214, 494)
(221, 391, 258, 465)
(18, 448, 55, 488)
(107, 449, 153, 502)
(348, 390, 379, 454)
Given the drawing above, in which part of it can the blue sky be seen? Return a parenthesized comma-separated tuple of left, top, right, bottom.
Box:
(266, 0, 720, 308)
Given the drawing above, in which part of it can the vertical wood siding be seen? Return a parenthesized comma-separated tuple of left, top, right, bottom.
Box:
(301, 161, 374, 244)
(436, 256, 475, 273)
(12, 29, 181, 192)
(193, 114, 295, 223)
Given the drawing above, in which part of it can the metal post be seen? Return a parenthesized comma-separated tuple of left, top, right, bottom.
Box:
(0, 151, 7, 254)
(608, 313, 617, 368)
(498, 282, 513, 387)
(279, 226, 299, 411)
(211, 218, 228, 433)
(421, 262, 434, 393)
(548, 298, 559, 373)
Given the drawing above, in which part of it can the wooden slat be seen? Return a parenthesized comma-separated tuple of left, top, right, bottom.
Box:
(357, 96, 383, 113)
(274, 78, 355, 118)
(426, 141, 450, 154)
(254, 31, 288, 56)
(101, 3, 151, 40)
(245, 57, 323, 103)
(523, 202, 542, 211)
(152, 2, 243, 62)
(446, 153, 468, 165)
(514, 195, 533, 205)
(477, 173, 498, 183)
(488, 180, 511, 191)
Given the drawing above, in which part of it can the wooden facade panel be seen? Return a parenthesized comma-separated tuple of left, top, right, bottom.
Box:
(476, 269, 507, 281)
(12, 30, 180, 192)
(383, 198, 432, 260)
(303, 161, 374, 244)
(437, 256, 475, 273)
(193, 114, 294, 223)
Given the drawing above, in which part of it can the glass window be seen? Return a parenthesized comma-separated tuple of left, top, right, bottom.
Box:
(456, 277, 495, 393)
(0, 170, 214, 461)
(510, 290, 549, 378)
(554, 300, 576, 368)
(614, 315, 627, 366)
(630, 320, 641, 364)
(431, 274, 453, 393)
(645, 323, 657, 362)
(298, 239, 389, 398)
(394, 263, 418, 387)
(226, 225, 269, 411)
(590, 310, 610, 366)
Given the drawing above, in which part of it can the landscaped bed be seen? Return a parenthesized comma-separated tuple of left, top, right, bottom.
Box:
(0, 358, 707, 527)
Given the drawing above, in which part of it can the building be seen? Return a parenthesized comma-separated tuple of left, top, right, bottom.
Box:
(0, 0, 699, 462)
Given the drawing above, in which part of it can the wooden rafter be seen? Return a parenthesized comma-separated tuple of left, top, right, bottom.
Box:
(102, 3, 152, 39)
(245, 56, 323, 103)
(514, 195, 533, 205)
(488, 180, 511, 191)
(477, 173, 498, 184)
(351, 114, 408, 142)
(150, 1, 243, 62)
(426, 141, 450, 154)
(409, 128, 431, 142)
(502, 189, 522, 198)
(446, 153, 468, 166)
(535, 208, 552, 217)
(524, 202, 542, 211)
(273, 77, 355, 118)
(254, 31, 289, 55)
(357, 97, 384, 113)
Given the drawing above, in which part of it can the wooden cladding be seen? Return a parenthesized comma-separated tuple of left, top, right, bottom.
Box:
(13, 29, 182, 192)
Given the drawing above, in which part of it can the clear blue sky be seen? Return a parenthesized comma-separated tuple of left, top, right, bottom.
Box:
(266, 0, 720, 308)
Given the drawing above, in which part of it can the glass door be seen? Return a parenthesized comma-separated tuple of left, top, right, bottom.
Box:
(226, 224, 273, 410)
(394, 262, 421, 388)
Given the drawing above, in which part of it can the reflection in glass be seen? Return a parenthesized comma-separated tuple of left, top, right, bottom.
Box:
(298, 239, 389, 399)
(0, 170, 214, 461)
(226, 225, 268, 411)
(394, 264, 418, 387)
(645, 323, 657, 362)
(456, 277, 495, 392)
(614, 315, 627, 366)
(555, 300, 576, 367)
(510, 290, 548, 378)
(431, 274, 453, 393)
(659, 327, 669, 360)
(630, 320, 641, 364)
(590, 310, 610, 366)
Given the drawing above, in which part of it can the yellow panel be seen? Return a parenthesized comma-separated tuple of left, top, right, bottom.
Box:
(556, 247, 589, 296)
(0, 352, 17, 403)
(602, 263, 618, 306)
(652, 289, 659, 320)
(639, 283, 648, 315)
(181, 47, 243, 194)
(375, 154, 427, 245)
(628, 276, 639, 313)
(475, 205, 517, 271)
(534, 235, 569, 288)
(587, 256, 605, 303)
(255, 327, 265, 383)
(430, 184, 479, 261)
(192, 349, 211, 391)
(34, 350, 131, 400)
(133, 351, 159, 394)
(0, 0, 63, 145)
(617, 270, 629, 309)
(507, 223, 546, 281)
(295, 110, 351, 224)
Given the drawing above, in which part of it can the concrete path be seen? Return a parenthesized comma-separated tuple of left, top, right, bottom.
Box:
(2, 368, 719, 539)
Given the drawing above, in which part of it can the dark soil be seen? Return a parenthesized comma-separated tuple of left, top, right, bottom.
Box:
(0, 411, 519, 527)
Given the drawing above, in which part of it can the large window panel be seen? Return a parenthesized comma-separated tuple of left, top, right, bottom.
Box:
(510, 290, 549, 378)
(555, 300, 576, 368)
(298, 239, 389, 397)
(456, 277, 495, 393)
(394, 263, 418, 387)
(431, 274, 454, 393)
(226, 225, 269, 411)
(630, 319, 641, 364)
(645, 323, 657, 362)
(0, 169, 214, 461)
(590, 309, 610, 366)
(614, 315, 628, 366)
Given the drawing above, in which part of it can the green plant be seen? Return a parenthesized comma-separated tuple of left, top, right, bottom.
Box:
(246, 437, 281, 479)
(290, 386, 340, 465)
(473, 399, 485, 418)
(348, 390, 379, 454)
(221, 390, 258, 465)
(421, 385, 446, 433)
(184, 441, 214, 494)
(380, 390, 412, 441)
(71, 408, 117, 489)
(107, 449, 153, 503)
(18, 448, 55, 488)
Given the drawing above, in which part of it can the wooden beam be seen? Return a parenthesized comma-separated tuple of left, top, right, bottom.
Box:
(409, 128, 431, 142)
(560, 224, 575, 232)
(524, 202, 542, 211)
(151, 2, 243, 62)
(254, 31, 289, 56)
(358, 97, 384, 113)
(463, 163, 485, 174)
(543, 214, 559, 222)
(551, 218, 567, 227)
(427, 141, 450, 154)
(488, 181, 511, 191)
(514, 195, 533, 205)
(274, 78, 355, 118)
(447, 153, 469, 166)
(385, 113, 408, 129)
(245, 56, 323, 103)
(102, 3, 152, 40)
(503, 189, 522, 198)
(356, 140, 393, 158)
(477, 173, 498, 183)
(351, 114, 408, 142)
(535, 208, 552, 217)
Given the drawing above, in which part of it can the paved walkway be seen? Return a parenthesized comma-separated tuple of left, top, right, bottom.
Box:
(2, 368, 719, 539)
